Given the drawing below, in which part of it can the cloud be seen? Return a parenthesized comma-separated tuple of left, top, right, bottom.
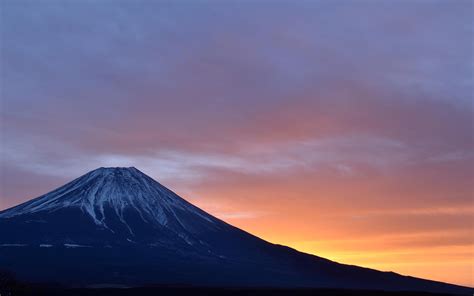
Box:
(213, 211, 266, 220)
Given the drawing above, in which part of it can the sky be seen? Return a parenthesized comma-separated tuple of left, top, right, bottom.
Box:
(1, 0, 473, 287)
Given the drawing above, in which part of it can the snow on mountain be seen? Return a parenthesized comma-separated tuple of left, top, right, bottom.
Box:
(0, 167, 218, 237)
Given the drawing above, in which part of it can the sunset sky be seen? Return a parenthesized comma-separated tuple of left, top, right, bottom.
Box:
(1, 0, 473, 287)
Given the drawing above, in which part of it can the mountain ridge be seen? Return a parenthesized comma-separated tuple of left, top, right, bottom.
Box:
(0, 167, 471, 294)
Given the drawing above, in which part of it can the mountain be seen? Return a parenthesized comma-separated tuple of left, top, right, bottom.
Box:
(0, 167, 470, 294)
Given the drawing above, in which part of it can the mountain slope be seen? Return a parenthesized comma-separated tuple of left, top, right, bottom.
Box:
(0, 167, 222, 248)
(0, 167, 470, 294)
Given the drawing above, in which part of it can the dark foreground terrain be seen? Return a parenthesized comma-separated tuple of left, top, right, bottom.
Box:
(1, 286, 470, 296)
(1, 272, 469, 296)
(1, 271, 471, 296)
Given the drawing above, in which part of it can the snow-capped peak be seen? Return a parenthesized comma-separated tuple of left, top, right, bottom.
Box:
(0, 167, 216, 233)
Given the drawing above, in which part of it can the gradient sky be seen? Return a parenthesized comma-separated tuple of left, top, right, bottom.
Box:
(1, 0, 473, 287)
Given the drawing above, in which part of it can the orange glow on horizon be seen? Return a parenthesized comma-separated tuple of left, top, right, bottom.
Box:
(179, 175, 473, 288)
(215, 213, 473, 287)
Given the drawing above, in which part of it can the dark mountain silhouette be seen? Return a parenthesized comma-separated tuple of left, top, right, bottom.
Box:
(0, 167, 470, 294)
